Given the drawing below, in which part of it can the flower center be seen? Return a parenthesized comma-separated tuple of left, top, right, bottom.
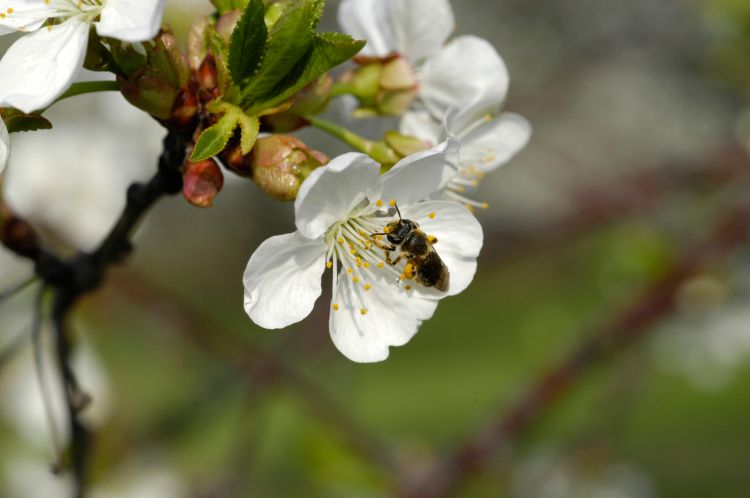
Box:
(324, 199, 413, 314)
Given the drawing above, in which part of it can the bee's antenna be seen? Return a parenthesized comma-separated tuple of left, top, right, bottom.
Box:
(394, 203, 402, 220)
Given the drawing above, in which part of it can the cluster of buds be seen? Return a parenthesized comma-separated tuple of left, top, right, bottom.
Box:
(339, 55, 418, 117)
(116, 29, 198, 132)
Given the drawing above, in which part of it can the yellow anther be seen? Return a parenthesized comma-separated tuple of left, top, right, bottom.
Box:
(337, 237, 344, 244)
(405, 285, 412, 290)
(376, 199, 383, 207)
(481, 202, 490, 209)
(364, 284, 372, 291)
(347, 268, 353, 274)
(353, 276, 359, 283)
(484, 113, 492, 122)
(389, 200, 396, 207)
(470, 180, 479, 187)
(0, 14, 5, 18)
(428, 212, 436, 220)
(326, 261, 333, 269)
(465, 204, 477, 214)
(364, 262, 370, 269)
(350, 249, 358, 255)
(7, 8, 14, 13)
(333, 303, 340, 311)
(360, 308, 367, 315)
(377, 262, 384, 269)
(357, 261, 362, 268)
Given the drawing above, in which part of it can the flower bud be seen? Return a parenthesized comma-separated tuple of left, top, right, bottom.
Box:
(384, 131, 432, 158)
(118, 29, 193, 123)
(224, 135, 328, 201)
(187, 15, 211, 71)
(342, 55, 418, 116)
(262, 75, 333, 132)
(182, 159, 224, 208)
(216, 10, 242, 42)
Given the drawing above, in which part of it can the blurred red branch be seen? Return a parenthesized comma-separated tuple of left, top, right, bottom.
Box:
(398, 200, 750, 498)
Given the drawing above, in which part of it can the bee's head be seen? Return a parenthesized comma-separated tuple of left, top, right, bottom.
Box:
(383, 219, 418, 245)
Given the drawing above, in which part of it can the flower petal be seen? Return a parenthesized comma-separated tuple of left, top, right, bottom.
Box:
(330, 266, 438, 362)
(418, 36, 509, 121)
(0, 1, 51, 35)
(380, 137, 459, 207)
(338, 0, 394, 58)
(388, 0, 454, 62)
(456, 112, 531, 173)
(0, 118, 9, 174)
(400, 201, 483, 297)
(96, 0, 165, 42)
(295, 152, 381, 239)
(0, 20, 89, 113)
(243, 232, 327, 329)
(400, 109, 442, 145)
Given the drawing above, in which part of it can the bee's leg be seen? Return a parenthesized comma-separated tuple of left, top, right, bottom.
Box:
(371, 235, 396, 252)
(388, 253, 403, 266)
(399, 261, 417, 282)
(427, 235, 438, 244)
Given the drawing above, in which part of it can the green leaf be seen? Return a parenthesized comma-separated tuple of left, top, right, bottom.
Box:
(210, 0, 249, 14)
(240, 0, 317, 104)
(237, 114, 260, 155)
(244, 32, 365, 115)
(191, 113, 239, 161)
(0, 108, 52, 133)
(228, 0, 267, 84)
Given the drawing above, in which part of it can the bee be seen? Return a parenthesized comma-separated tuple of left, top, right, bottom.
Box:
(371, 205, 450, 292)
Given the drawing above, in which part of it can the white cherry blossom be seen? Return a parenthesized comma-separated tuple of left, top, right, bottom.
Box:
(0, 117, 8, 174)
(402, 96, 531, 210)
(243, 142, 483, 362)
(338, 0, 509, 126)
(0, 0, 166, 113)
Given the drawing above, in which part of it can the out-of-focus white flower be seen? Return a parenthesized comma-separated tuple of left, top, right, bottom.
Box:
(653, 303, 750, 391)
(243, 142, 483, 362)
(403, 97, 531, 210)
(338, 0, 509, 127)
(0, 0, 166, 113)
(1, 93, 161, 252)
(511, 450, 657, 498)
(0, 117, 9, 174)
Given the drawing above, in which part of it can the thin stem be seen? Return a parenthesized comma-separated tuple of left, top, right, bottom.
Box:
(305, 114, 400, 167)
(53, 81, 120, 105)
(0, 275, 37, 305)
(30, 286, 65, 471)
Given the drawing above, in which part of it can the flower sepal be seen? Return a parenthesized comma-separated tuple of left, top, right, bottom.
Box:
(117, 29, 194, 123)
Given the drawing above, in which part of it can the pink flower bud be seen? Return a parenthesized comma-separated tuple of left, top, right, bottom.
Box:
(182, 159, 225, 208)
(248, 136, 329, 201)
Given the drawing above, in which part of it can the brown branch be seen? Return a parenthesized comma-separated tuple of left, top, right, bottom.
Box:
(398, 201, 750, 498)
(2, 131, 188, 498)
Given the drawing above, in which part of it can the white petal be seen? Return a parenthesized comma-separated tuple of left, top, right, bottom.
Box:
(380, 138, 459, 206)
(0, 118, 9, 174)
(243, 232, 327, 329)
(0, 1, 52, 35)
(0, 20, 89, 113)
(294, 153, 381, 239)
(388, 0, 454, 62)
(96, 0, 165, 42)
(338, 0, 394, 58)
(330, 266, 438, 362)
(418, 36, 509, 121)
(400, 109, 442, 145)
(400, 201, 483, 297)
(457, 112, 531, 172)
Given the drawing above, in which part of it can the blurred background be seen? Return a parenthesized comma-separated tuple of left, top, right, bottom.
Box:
(2, 0, 750, 496)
